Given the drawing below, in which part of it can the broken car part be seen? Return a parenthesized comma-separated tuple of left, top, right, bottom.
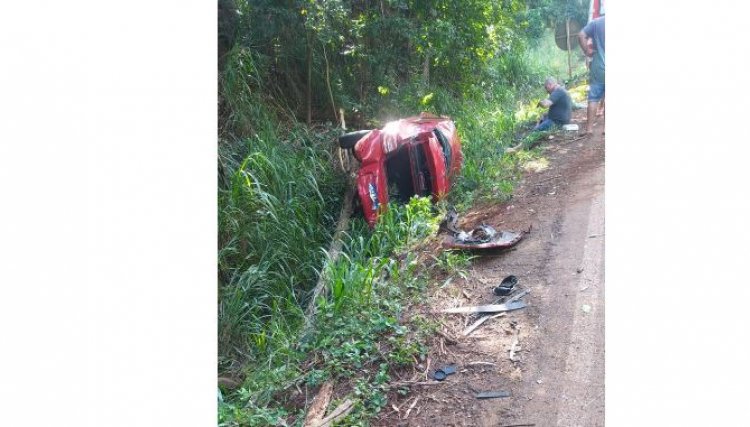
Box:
(475, 390, 512, 399)
(493, 275, 518, 296)
(442, 300, 527, 314)
(432, 364, 457, 381)
(441, 213, 528, 250)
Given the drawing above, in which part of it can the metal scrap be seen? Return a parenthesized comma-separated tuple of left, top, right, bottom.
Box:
(441, 209, 528, 250)
(443, 300, 527, 314)
(462, 313, 506, 336)
(456, 224, 497, 244)
(475, 390, 512, 399)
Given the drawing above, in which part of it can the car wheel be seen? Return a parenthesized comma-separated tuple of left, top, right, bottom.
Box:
(338, 130, 372, 149)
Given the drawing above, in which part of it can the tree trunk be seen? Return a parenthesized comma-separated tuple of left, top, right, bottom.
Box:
(307, 31, 313, 125)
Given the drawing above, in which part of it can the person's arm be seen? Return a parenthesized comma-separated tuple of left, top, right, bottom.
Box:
(539, 88, 561, 108)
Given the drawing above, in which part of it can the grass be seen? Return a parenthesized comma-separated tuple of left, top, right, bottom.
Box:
(219, 197, 442, 426)
(218, 117, 346, 371)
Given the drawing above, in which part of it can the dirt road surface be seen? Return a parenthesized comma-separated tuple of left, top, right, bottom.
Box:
(377, 111, 605, 427)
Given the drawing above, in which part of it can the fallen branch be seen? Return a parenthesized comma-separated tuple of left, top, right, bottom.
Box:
(466, 361, 497, 367)
(403, 397, 419, 419)
(507, 289, 531, 303)
(437, 329, 459, 344)
(303, 183, 356, 333)
(316, 399, 355, 427)
(303, 381, 334, 427)
(388, 380, 444, 388)
(463, 313, 506, 336)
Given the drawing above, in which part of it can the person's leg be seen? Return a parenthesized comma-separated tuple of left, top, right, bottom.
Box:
(596, 96, 605, 117)
(586, 82, 605, 134)
(533, 117, 554, 132)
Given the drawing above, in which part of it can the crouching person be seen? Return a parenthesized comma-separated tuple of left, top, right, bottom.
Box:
(533, 77, 572, 132)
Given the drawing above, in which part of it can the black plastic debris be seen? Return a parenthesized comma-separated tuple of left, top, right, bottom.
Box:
(432, 364, 457, 381)
(475, 390, 512, 399)
(493, 275, 518, 296)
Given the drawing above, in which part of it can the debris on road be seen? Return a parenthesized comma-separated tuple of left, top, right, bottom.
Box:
(581, 304, 592, 313)
(432, 364, 457, 381)
(493, 275, 518, 296)
(506, 289, 530, 303)
(463, 313, 506, 336)
(475, 390, 512, 399)
(444, 227, 525, 250)
(460, 287, 530, 335)
(443, 300, 527, 314)
(466, 361, 497, 367)
(441, 210, 527, 251)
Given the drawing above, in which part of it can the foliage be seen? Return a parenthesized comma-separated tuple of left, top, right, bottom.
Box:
(218, 116, 345, 368)
(219, 198, 442, 426)
(432, 251, 474, 278)
(524, 0, 590, 40)
(219, 0, 586, 132)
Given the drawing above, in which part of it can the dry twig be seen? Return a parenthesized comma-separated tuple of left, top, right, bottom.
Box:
(303, 381, 334, 427)
(316, 399, 355, 427)
(403, 397, 420, 419)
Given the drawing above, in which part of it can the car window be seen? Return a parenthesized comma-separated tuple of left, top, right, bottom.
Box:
(434, 128, 451, 170)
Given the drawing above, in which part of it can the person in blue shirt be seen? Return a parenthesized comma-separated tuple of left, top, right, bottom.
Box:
(578, 15, 605, 135)
(533, 77, 572, 132)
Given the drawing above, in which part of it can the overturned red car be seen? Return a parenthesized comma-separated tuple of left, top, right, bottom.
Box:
(338, 112, 463, 226)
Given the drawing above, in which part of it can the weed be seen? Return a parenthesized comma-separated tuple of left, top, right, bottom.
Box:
(432, 251, 475, 278)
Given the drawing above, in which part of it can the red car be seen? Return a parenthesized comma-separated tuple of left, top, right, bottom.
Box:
(338, 112, 463, 226)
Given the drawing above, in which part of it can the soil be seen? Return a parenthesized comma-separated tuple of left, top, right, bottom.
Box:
(376, 110, 605, 427)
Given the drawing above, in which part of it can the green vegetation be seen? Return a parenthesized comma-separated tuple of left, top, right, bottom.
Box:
(218, 0, 588, 425)
(219, 198, 441, 425)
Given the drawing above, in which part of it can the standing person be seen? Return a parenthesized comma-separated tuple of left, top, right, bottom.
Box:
(533, 77, 572, 132)
(578, 15, 605, 134)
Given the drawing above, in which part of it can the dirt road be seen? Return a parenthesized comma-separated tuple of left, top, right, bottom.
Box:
(377, 112, 605, 426)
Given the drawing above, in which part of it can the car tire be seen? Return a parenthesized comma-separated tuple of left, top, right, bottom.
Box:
(338, 130, 372, 149)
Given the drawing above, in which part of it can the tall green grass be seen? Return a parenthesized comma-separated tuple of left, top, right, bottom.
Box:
(218, 46, 347, 371)
(219, 197, 441, 426)
(218, 131, 345, 359)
